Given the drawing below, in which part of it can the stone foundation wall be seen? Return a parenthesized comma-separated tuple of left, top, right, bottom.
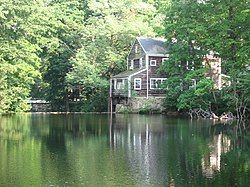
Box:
(115, 97, 165, 113)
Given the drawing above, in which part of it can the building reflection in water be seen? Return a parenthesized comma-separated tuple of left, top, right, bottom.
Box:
(201, 132, 231, 178)
(0, 114, 248, 186)
(109, 115, 245, 186)
(109, 114, 169, 186)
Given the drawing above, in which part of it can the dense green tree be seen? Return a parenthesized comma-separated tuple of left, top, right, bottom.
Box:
(66, 0, 162, 112)
(37, 0, 86, 111)
(0, 0, 164, 113)
(0, 0, 45, 112)
(0, 0, 248, 115)
(162, 0, 249, 118)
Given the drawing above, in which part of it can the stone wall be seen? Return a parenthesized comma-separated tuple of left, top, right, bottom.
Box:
(115, 97, 165, 113)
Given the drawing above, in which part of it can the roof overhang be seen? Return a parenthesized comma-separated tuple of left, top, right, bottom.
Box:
(111, 68, 147, 79)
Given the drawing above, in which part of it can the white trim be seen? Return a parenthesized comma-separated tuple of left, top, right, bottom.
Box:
(139, 58, 143, 68)
(116, 79, 125, 89)
(114, 79, 117, 90)
(127, 39, 137, 60)
(150, 78, 167, 89)
(109, 79, 112, 97)
(127, 68, 147, 97)
(146, 54, 149, 99)
(136, 37, 147, 54)
(129, 68, 147, 77)
(150, 59, 157, 66)
(147, 54, 169, 57)
(133, 96, 166, 99)
(162, 57, 169, 64)
(130, 60, 133, 70)
(128, 77, 131, 97)
(134, 78, 142, 90)
(135, 44, 138, 53)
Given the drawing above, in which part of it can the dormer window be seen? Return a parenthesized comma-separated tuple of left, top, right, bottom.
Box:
(150, 60, 157, 66)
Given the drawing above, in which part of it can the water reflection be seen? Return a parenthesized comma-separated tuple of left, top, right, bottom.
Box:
(201, 133, 231, 178)
(110, 115, 169, 185)
(110, 115, 249, 186)
(0, 114, 249, 186)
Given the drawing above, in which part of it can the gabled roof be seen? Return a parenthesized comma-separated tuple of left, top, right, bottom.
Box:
(137, 37, 169, 55)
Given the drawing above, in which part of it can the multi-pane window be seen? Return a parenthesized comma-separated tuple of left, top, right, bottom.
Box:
(134, 78, 142, 90)
(150, 78, 166, 89)
(116, 79, 125, 89)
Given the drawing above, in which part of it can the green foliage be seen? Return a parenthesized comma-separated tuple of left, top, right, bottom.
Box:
(66, 0, 162, 112)
(0, 0, 44, 112)
(138, 99, 162, 114)
(39, 0, 85, 111)
(177, 79, 214, 110)
(1, 0, 247, 115)
(161, 0, 249, 117)
(0, 0, 164, 113)
(138, 106, 161, 114)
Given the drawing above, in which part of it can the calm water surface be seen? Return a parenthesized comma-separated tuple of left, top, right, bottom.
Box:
(0, 114, 249, 186)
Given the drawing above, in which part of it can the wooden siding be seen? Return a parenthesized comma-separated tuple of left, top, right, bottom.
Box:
(112, 43, 168, 98)
(148, 56, 167, 96)
(132, 71, 147, 97)
(148, 56, 166, 78)
(128, 39, 146, 69)
(127, 56, 167, 97)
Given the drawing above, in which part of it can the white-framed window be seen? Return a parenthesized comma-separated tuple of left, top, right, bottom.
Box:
(150, 78, 167, 89)
(116, 79, 125, 90)
(134, 78, 141, 90)
(162, 58, 168, 63)
(189, 79, 196, 89)
(150, 59, 157, 66)
(135, 44, 138, 53)
(162, 55, 169, 64)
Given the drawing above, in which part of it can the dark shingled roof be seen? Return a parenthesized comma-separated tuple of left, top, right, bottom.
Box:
(112, 68, 145, 78)
(137, 37, 169, 54)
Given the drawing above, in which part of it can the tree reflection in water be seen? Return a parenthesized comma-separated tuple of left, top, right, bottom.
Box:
(110, 115, 249, 186)
(0, 114, 248, 186)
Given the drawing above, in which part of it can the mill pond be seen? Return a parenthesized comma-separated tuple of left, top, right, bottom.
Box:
(0, 114, 249, 186)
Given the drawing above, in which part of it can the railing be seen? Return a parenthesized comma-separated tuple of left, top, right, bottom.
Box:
(112, 89, 128, 97)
